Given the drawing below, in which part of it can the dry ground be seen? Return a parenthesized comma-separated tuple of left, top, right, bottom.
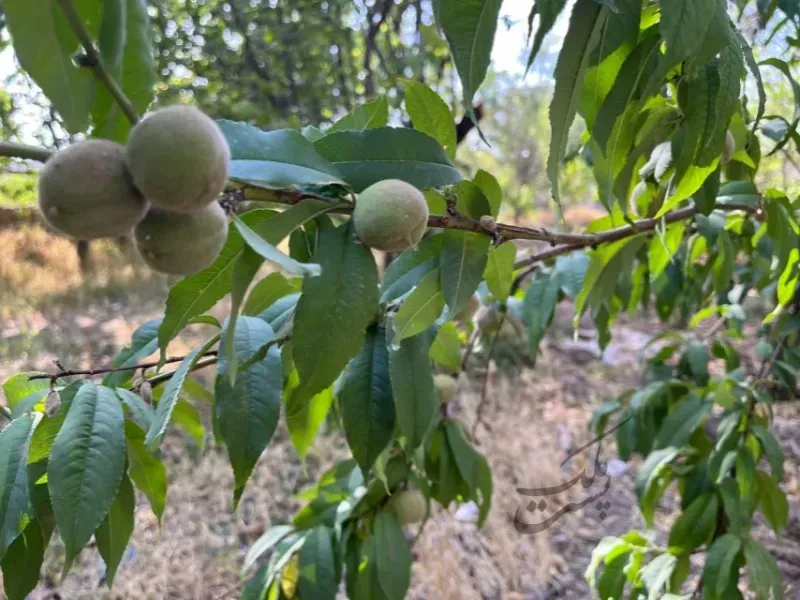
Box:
(1, 221, 799, 600)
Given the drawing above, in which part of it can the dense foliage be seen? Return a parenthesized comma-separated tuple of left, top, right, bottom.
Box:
(1, 0, 799, 599)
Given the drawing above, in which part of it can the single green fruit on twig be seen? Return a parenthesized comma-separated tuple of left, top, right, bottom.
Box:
(353, 179, 429, 252)
(38, 139, 148, 240)
(434, 373, 457, 403)
(387, 488, 427, 525)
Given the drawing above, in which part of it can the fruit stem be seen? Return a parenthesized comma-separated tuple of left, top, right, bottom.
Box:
(56, 0, 141, 125)
(0, 141, 53, 162)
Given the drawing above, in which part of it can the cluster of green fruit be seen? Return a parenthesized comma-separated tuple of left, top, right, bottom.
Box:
(38, 105, 230, 275)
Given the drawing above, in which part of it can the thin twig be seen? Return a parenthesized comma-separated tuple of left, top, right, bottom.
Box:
(55, 0, 140, 125)
(145, 356, 219, 388)
(461, 328, 480, 371)
(28, 351, 219, 381)
(0, 404, 12, 421)
(0, 141, 53, 162)
(473, 308, 507, 437)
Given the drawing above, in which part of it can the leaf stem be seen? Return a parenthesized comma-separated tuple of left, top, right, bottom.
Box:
(55, 0, 140, 125)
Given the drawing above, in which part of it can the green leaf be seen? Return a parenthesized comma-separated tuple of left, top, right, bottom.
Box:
(216, 318, 283, 505)
(402, 81, 457, 159)
(243, 525, 294, 574)
(668, 493, 719, 553)
(3, 373, 50, 417)
(104, 318, 161, 388)
(483, 242, 516, 301)
(341, 324, 394, 474)
(95, 474, 134, 587)
(3, 0, 98, 132)
(751, 424, 784, 481)
(373, 511, 412, 600)
(298, 526, 337, 600)
(712, 230, 735, 295)
(1, 516, 49, 600)
(171, 399, 205, 449)
(555, 251, 590, 299)
(575, 236, 646, 317)
(146, 334, 220, 449)
(115, 388, 154, 432)
(717, 181, 759, 208)
(524, 270, 561, 360)
(48, 383, 125, 571)
(597, 549, 629, 600)
(684, 342, 710, 382)
(242, 273, 298, 316)
(429, 322, 462, 373)
(654, 394, 711, 449)
(649, 222, 686, 281)
(292, 222, 378, 399)
(444, 420, 492, 525)
(743, 537, 784, 600)
(26, 382, 83, 466)
(157, 209, 275, 357)
(257, 292, 300, 332)
(329, 96, 389, 133)
(548, 0, 608, 213)
(284, 366, 334, 461)
(92, 0, 155, 142)
(703, 534, 742, 597)
(219, 122, 344, 188)
(0, 413, 38, 562)
(441, 230, 491, 314)
(473, 169, 502, 218)
(314, 127, 462, 192)
(636, 447, 678, 508)
(389, 329, 438, 451)
(380, 235, 443, 303)
(525, 0, 568, 71)
(125, 422, 167, 522)
(233, 216, 321, 277)
(756, 470, 789, 535)
(640, 552, 677, 599)
(393, 268, 446, 343)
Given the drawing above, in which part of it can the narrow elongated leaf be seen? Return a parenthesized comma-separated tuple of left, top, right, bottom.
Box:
(314, 128, 462, 192)
(636, 447, 678, 502)
(548, 0, 608, 212)
(441, 230, 491, 313)
(473, 170, 502, 218)
(429, 322, 462, 373)
(3, 0, 98, 132)
(373, 511, 412, 600)
(329, 96, 389, 133)
(389, 329, 438, 450)
(243, 525, 294, 574)
(380, 235, 443, 303)
(526, 0, 568, 70)
(96, 474, 135, 587)
(292, 222, 378, 399)
(115, 388, 154, 432)
(298, 526, 337, 600)
(243, 273, 298, 316)
(3, 373, 51, 417)
(220, 121, 344, 187)
(171, 399, 205, 449)
(435, 0, 502, 120)
(146, 334, 220, 449)
(393, 268, 446, 343)
(92, 0, 155, 142)
(668, 493, 718, 552)
(524, 270, 561, 359)
(234, 216, 322, 277)
(751, 424, 784, 481)
(654, 394, 711, 449)
(743, 537, 783, 600)
(639, 553, 677, 599)
(0, 413, 38, 562)
(104, 318, 161, 388)
(125, 422, 167, 522)
(48, 384, 125, 571)
(285, 373, 334, 461)
(483, 242, 516, 301)
(402, 80, 457, 159)
(216, 319, 283, 505)
(649, 222, 686, 281)
(1, 516, 49, 600)
(341, 325, 394, 474)
(756, 470, 789, 535)
(703, 534, 742, 596)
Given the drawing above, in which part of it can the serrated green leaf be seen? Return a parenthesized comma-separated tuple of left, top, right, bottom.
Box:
(473, 169, 502, 218)
(341, 324, 394, 474)
(649, 222, 686, 281)
(115, 388, 154, 432)
(548, 0, 608, 213)
(756, 470, 789, 535)
(393, 268, 446, 343)
(526, 0, 568, 71)
(146, 334, 219, 449)
(373, 511, 412, 600)
(380, 235, 443, 303)
(243, 273, 298, 316)
(668, 493, 718, 553)
(125, 422, 167, 522)
(636, 446, 678, 504)
(243, 525, 294, 574)
(483, 242, 516, 301)
(92, 0, 155, 142)
(219, 122, 344, 188)
(435, 0, 502, 124)
(284, 365, 334, 461)
(751, 424, 784, 481)
(26, 382, 83, 466)
(441, 229, 491, 313)
(292, 222, 378, 400)
(329, 96, 389, 133)
(402, 81, 457, 159)
(640, 552, 677, 599)
(3, 374, 50, 418)
(95, 474, 134, 587)
(104, 318, 161, 388)
(743, 537, 784, 600)
(654, 394, 711, 449)
(1, 516, 49, 600)
(703, 534, 742, 596)
(298, 526, 337, 600)
(171, 399, 205, 449)
(444, 420, 492, 525)
(48, 384, 125, 571)
(716, 181, 759, 208)
(575, 236, 646, 317)
(555, 251, 590, 299)
(314, 127, 462, 192)
(597, 549, 630, 600)
(524, 270, 561, 361)
(389, 329, 438, 451)
(429, 321, 462, 373)
(712, 229, 735, 295)
(234, 215, 321, 277)
(0, 413, 38, 562)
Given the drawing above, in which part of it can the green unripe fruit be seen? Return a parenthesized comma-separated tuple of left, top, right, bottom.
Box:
(134, 203, 228, 275)
(353, 179, 429, 252)
(126, 105, 230, 213)
(38, 140, 148, 240)
(721, 130, 735, 164)
(387, 489, 427, 525)
(475, 305, 501, 333)
(434, 374, 457, 403)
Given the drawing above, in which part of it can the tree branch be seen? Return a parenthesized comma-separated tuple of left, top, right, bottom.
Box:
(0, 141, 53, 162)
(145, 356, 219, 388)
(28, 352, 219, 381)
(55, 0, 140, 125)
